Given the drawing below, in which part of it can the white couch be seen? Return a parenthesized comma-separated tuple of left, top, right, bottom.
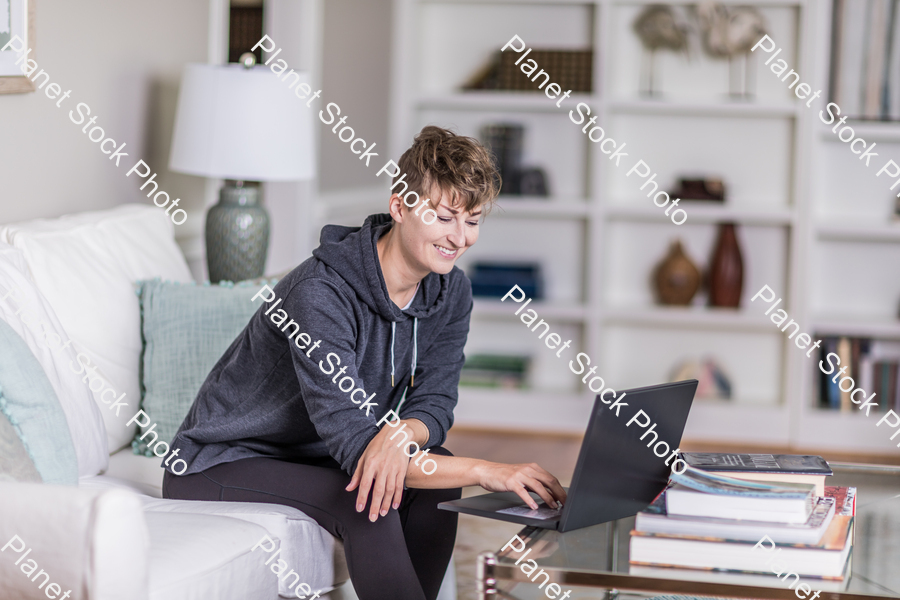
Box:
(0, 205, 352, 600)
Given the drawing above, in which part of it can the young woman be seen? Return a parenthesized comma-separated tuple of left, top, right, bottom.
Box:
(163, 126, 567, 600)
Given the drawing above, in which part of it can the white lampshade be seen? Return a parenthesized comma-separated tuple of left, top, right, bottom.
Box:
(169, 63, 314, 181)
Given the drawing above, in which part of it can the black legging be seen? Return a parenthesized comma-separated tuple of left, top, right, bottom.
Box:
(162, 448, 461, 600)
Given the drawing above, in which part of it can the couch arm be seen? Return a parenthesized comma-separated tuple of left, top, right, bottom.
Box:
(0, 481, 149, 600)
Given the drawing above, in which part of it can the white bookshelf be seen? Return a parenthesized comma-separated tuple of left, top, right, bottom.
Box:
(386, 0, 900, 455)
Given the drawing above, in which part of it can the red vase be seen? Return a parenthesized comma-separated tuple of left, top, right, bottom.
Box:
(708, 222, 743, 308)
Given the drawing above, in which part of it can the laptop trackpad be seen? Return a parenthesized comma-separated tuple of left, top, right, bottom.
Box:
(497, 504, 563, 520)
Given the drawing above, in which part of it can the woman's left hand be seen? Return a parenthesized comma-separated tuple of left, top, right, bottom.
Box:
(345, 418, 428, 522)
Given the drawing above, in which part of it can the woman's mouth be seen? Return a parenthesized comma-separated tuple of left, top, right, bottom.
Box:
(434, 244, 458, 259)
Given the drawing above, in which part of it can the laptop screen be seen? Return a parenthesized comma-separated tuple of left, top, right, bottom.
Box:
(558, 380, 697, 532)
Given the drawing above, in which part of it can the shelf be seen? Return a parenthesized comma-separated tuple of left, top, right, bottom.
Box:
(605, 306, 777, 332)
(607, 98, 799, 119)
(816, 220, 900, 243)
(819, 121, 900, 143)
(491, 198, 590, 219)
(683, 402, 790, 446)
(612, 0, 804, 5)
(811, 316, 900, 339)
(423, 0, 803, 4)
(454, 388, 591, 434)
(795, 408, 900, 453)
(417, 92, 595, 113)
(455, 387, 791, 445)
(472, 298, 589, 322)
(605, 204, 795, 226)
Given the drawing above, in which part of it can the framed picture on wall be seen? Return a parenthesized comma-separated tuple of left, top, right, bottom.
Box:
(0, 0, 35, 94)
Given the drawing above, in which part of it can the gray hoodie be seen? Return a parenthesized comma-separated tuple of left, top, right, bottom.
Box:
(167, 213, 472, 475)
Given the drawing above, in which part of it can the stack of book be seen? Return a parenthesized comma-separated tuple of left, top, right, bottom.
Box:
(459, 354, 530, 389)
(629, 453, 855, 591)
(817, 337, 900, 412)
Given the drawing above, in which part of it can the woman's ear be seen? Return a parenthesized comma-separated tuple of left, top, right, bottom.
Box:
(388, 193, 406, 223)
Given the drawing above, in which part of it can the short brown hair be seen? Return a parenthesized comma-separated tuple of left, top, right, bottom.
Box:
(394, 126, 500, 215)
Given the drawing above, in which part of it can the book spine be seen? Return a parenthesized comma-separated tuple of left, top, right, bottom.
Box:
(838, 337, 853, 411)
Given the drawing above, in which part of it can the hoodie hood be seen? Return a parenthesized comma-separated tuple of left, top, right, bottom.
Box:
(312, 213, 451, 322)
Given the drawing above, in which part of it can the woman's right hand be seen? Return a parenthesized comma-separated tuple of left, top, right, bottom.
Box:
(474, 462, 567, 510)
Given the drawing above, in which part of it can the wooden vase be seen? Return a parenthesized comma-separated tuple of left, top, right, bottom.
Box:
(708, 222, 744, 308)
(654, 240, 701, 305)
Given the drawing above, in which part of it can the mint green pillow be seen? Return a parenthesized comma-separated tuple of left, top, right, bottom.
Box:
(0, 411, 42, 483)
(0, 319, 77, 484)
(133, 279, 277, 455)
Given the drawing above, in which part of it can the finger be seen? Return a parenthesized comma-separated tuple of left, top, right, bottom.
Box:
(392, 471, 405, 510)
(522, 476, 557, 508)
(346, 468, 361, 492)
(530, 469, 567, 504)
(379, 475, 395, 517)
(356, 469, 374, 513)
(369, 473, 387, 522)
(511, 483, 538, 510)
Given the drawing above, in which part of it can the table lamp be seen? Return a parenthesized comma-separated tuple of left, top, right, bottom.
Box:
(169, 54, 314, 282)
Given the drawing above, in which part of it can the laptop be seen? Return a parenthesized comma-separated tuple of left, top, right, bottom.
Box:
(438, 379, 697, 532)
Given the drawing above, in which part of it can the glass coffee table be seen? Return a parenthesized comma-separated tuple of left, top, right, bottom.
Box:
(477, 463, 900, 600)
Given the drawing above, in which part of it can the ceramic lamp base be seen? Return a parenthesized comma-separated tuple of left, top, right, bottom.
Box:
(205, 181, 269, 283)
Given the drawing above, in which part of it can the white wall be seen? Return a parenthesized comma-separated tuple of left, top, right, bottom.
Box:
(318, 0, 393, 193)
(0, 0, 209, 240)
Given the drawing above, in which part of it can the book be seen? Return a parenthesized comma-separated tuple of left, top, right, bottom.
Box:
(667, 467, 816, 524)
(681, 453, 832, 496)
(636, 490, 835, 545)
(837, 337, 853, 411)
(863, 0, 890, 119)
(819, 338, 842, 409)
(835, 1, 867, 116)
(628, 553, 852, 591)
(460, 354, 530, 389)
(629, 506, 854, 577)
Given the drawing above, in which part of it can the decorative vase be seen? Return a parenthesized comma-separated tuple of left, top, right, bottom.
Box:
(654, 240, 701, 305)
(205, 181, 270, 283)
(708, 222, 744, 308)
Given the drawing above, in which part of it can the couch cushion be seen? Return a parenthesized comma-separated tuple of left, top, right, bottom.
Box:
(134, 279, 269, 454)
(0, 243, 108, 477)
(0, 318, 78, 484)
(144, 512, 277, 600)
(0, 481, 149, 600)
(83, 467, 348, 596)
(141, 496, 345, 596)
(100, 448, 167, 497)
(0, 205, 193, 453)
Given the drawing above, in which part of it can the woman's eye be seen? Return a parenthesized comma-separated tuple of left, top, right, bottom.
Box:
(438, 217, 453, 224)
(466, 221, 479, 227)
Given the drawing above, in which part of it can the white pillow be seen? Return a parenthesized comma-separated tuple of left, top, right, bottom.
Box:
(0, 205, 194, 452)
(0, 243, 108, 477)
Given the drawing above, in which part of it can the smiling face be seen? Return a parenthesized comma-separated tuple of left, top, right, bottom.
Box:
(387, 184, 481, 277)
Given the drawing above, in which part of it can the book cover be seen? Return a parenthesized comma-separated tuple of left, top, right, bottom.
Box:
(670, 465, 814, 498)
(682, 453, 832, 475)
(825, 486, 857, 517)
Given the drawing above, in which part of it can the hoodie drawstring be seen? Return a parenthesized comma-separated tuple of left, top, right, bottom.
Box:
(390, 322, 396, 387)
(389, 317, 419, 390)
(411, 317, 418, 387)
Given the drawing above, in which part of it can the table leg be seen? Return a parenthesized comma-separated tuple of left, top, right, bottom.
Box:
(477, 552, 498, 599)
(605, 520, 620, 600)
